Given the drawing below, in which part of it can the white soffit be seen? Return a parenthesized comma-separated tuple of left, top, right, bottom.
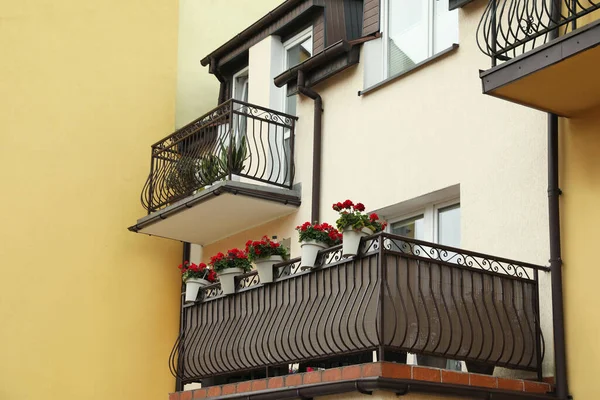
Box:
(131, 182, 300, 245)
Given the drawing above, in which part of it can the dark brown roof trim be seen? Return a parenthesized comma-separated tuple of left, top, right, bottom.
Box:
(274, 34, 378, 88)
(200, 0, 306, 67)
(209, 377, 553, 400)
(275, 40, 347, 87)
(128, 182, 301, 234)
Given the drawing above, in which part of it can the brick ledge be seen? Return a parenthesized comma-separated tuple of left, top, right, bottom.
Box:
(170, 362, 553, 399)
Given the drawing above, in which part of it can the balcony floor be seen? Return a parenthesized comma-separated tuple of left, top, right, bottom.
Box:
(129, 181, 300, 245)
(480, 18, 600, 117)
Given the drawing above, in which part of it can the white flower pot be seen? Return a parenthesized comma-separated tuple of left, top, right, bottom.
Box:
(184, 278, 210, 302)
(218, 267, 244, 295)
(254, 255, 283, 283)
(300, 240, 328, 269)
(342, 227, 373, 257)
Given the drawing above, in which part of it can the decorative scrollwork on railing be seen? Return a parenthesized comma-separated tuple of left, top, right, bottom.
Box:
(381, 233, 548, 280)
(237, 271, 261, 290)
(202, 283, 223, 300)
(275, 257, 302, 278)
(140, 99, 298, 213)
(316, 244, 344, 267)
(477, 0, 600, 63)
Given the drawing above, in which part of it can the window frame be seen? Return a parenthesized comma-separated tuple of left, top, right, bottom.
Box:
(232, 66, 249, 103)
(282, 26, 313, 115)
(380, 0, 456, 80)
(387, 198, 460, 245)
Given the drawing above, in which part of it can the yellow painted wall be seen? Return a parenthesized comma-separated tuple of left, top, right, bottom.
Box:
(175, 0, 285, 128)
(560, 109, 600, 399)
(0, 1, 181, 400)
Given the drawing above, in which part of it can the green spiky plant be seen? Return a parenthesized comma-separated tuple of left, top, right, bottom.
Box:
(219, 135, 248, 175)
(165, 155, 201, 195)
(198, 154, 223, 186)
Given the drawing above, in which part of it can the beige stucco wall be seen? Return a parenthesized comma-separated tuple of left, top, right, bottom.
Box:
(199, 0, 553, 378)
(175, 0, 285, 128)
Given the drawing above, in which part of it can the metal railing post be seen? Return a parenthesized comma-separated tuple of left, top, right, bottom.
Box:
(289, 118, 296, 189)
(228, 101, 234, 181)
(378, 233, 386, 361)
(148, 147, 156, 213)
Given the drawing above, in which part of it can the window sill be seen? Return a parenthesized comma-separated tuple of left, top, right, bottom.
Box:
(358, 44, 459, 96)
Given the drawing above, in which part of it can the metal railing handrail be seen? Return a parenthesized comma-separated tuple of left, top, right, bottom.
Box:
(477, 0, 600, 64)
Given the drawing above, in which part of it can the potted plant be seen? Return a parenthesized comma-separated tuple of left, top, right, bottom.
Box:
(198, 154, 223, 187)
(246, 236, 289, 283)
(333, 200, 387, 257)
(219, 135, 248, 175)
(179, 261, 217, 303)
(296, 222, 342, 269)
(165, 155, 201, 199)
(209, 248, 252, 295)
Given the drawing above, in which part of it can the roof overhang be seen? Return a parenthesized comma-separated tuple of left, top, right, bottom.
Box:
(274, 36, 374, 92)
(129, 181, 301, 245)
(480, 19, 600, 117)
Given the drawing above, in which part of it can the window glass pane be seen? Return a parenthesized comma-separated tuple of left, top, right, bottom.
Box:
(285, 36, 312, 115)
(433, 0, 459, 53)
(438, 204, 460, 247)
(287, 37, 313, 68)
(388, 0, 428, 77)
(391, 215, 425, 240)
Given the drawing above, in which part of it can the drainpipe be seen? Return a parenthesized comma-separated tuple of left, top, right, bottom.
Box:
(549, 113, 569, 399)
(209, 57, 227, 104)
(548, 1, 568, 398)
(297, 70, 322, 223)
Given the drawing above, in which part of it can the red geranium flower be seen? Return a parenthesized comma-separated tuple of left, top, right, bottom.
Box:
(354, 203, 365, 212)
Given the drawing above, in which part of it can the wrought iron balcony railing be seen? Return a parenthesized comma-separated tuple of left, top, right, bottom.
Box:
(477, 0, 600, 64)
(141, 99, 297, 213)
(170, 233, 548, 383)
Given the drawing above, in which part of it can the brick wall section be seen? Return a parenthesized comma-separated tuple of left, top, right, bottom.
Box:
(168, 362, 553, 399)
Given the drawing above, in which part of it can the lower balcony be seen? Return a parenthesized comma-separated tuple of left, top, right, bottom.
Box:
(129, 99, 300, 244)
(171, 233, 548, 388)
(477, 0, 600, 117)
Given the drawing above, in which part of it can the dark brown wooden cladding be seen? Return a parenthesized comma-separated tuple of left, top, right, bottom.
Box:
(218, 0, 316, 67)
(362, 0, 380, 36)
(313, 12, 325, 53)
(324, 0, 347, 46)
(344, 0, 364, 40)
(175, 233, 544, 382)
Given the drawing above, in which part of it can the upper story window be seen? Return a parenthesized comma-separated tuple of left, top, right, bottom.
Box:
(389, 200, 460, 247)
(380, 0, 458, 79)
(283, 27, 313, 115)
(233, 67, 249, 102)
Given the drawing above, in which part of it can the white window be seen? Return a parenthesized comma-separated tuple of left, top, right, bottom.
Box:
(381, 0, 458, 79)
(231, 67, 249, 145)
(389, 200, 460, 247)
(279, 27, 312, 184)
(282, 27, 313, 116)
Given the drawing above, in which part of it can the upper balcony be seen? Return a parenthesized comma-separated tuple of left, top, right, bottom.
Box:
(129, 100, 300, 245)
(477, 0, 600, 117)
(171, 232, 549, 391)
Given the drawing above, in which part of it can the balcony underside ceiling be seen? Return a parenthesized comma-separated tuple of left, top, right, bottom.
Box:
(480, 19, 600, 117)
(129, 181, 300, 245)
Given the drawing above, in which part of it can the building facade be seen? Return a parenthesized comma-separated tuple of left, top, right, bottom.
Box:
(127, 1, 600, 399)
